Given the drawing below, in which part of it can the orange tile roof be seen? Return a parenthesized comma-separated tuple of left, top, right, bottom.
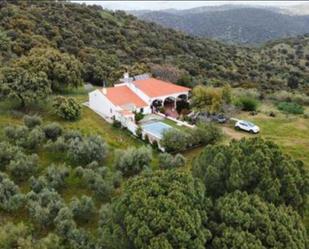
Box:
(133, 78, 190, 98)
(102, 86, 147, 108)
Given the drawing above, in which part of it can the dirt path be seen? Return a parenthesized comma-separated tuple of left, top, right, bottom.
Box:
(222, 126, 250, 140)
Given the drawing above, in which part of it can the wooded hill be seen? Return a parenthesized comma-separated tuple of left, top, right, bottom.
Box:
(134, 7, 309, 44)
(0, 1, 308, 93)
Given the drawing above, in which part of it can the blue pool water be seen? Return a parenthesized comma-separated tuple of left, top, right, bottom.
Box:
(142, 122, 173, 139)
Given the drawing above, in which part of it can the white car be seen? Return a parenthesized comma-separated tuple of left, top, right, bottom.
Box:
(235, 120, 260, 134)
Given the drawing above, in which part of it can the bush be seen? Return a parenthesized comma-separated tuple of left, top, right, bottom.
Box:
(67, 135, 107, 165)
(0, 173, 24, 211)
(236, 96, 258, 111)
(27, 127, 45, 150)
(136, 126, 143, 139)
(158, 153, 186, 169)
(53, 96, 81, 121)
(44, 136, 68, 153)
(8, 152, 38, 181)
(23, 115, 42, 129)
(134, 111, 144, 122)
(43, 122, 63, 141)
(115, 146, 152, 177)
(277, 101, 304, 114)
(161, 129, 188, 152)
(112, 117, 121, 128)
(70, 195, 96, 223)
(188, 123, 222, 146)
(0, 142, 19, 170)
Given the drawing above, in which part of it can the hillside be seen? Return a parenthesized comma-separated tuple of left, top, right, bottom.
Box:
(134, 7, 309, 45)
(0, 1, 308, 92)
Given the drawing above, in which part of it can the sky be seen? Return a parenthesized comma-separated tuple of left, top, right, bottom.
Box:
(72, 1, 307, 11)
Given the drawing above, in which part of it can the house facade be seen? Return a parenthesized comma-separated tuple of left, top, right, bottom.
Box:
(89, 73, 190, 135)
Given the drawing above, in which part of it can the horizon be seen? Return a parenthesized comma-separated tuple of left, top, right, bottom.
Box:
(72, 1, 308, 11)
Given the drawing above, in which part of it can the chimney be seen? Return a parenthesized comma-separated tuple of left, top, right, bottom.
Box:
(102, 80, 107, 95)
(121, 72, 133, 84)
(124, 72, 129, 80)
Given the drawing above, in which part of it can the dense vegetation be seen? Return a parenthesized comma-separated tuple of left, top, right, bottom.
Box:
(135, 7, 309, 44)
(0, 114, 308, 248)
(0, 2, 308, 248)
(0, 1, 308, 96)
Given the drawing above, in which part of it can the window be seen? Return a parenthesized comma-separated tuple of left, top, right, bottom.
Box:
(110, 108, 113, 114)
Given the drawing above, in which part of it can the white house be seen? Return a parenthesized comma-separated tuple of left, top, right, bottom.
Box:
(89, 73, 190, 135)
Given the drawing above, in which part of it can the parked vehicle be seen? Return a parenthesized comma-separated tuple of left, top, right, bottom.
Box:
(235, 120, 260, 133)
(212, 114, 227, 123)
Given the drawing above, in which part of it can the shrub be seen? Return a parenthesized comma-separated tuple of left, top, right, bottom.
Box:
(161, 129, 188, 152)
(53, 96, 81, 121)
(44, 136, 68, 153)
(136, 126, 143, 139)
(158, 153, 186, 169)
(236, 96, 258, 111)
(188, 123, 222, 146)
(134, 111, 144, 122)
(43, 122, 63, 141)
(67, 135, 107, 165)
(63, 129, 82, 141)
(277, 101, 304, 114)
(70, 195, 96, 222)
(112, 117, 121, 128)
(151, 140, 159, 150)
(23, 115, 42, 129)
(27, 127, 45, 149)
(0, 173, 24, 211)
(0, 142, 19, 170)
(115, 146, 152, 177)
(8, 152, 38, 181)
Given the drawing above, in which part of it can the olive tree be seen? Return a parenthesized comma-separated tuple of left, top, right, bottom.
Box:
(158, 153, 186, 169)
(67, 135, 107, 165)
(26, 188, 65, 228)
(43, 122, 63, 141)
(160, 129, 188, 153)
(8, 152, 38, 181)
(0, 173, 24, 211)
(23, 115, 42, 129)
(70, 195, 96, 222)
(0, 142, 19, 170)
(114, 146, 152, 177)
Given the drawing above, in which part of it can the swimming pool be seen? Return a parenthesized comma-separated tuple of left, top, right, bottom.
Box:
(142, 122, 173, 139)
